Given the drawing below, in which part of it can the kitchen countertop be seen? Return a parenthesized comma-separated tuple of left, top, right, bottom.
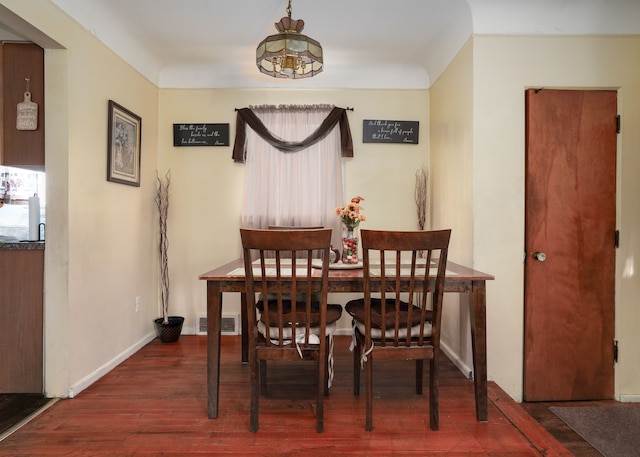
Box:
(0, 241, 45, 251)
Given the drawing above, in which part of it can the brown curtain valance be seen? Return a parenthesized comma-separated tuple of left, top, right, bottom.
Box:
(232, 106, 354, 163)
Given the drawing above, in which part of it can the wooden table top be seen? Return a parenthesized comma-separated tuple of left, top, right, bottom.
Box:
(200, 258, 494, 283)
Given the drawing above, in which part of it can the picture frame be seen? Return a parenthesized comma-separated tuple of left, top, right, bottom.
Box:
(107, 100, 142, 186)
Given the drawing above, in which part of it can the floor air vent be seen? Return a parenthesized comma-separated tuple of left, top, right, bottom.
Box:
(196, 314, 239, 335)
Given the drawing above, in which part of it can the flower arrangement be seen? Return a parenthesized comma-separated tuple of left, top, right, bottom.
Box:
(335, 196, 366, 264)
(335, 196, 366, 230)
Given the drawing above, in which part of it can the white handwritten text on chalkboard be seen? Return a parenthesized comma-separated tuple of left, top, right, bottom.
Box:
(173, 123, 230, 147)
(362, 120, 419, 144)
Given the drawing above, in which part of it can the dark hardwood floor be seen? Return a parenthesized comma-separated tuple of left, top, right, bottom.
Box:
(0, 394, 51, 437)
(520, 399, 622, 457)
(0, 335, 609, 455)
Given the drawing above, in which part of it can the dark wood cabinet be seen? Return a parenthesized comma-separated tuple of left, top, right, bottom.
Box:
(0, 248, 44, 393)
(0, 42, 45, 169)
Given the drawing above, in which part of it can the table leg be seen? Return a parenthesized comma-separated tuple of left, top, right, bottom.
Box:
(241, 292, 248, 363)
(207, 281, 223, 419)
(470, 280, 488, 421)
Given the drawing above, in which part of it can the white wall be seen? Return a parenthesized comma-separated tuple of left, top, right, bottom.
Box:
(157, 89, 430, 334)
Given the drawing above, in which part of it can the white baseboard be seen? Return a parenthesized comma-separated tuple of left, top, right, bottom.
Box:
(66, 331, 156, 398)
(619, 394, 640, 402)
(440, 340, 473, 380)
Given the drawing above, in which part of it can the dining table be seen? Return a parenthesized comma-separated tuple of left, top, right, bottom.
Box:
(199, 258, 494, 422)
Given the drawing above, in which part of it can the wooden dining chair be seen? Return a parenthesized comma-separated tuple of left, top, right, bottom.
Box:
(345, 229, 451, 431)
(240, 228, 342, 433)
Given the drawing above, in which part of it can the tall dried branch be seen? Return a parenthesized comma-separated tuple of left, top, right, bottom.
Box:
(415, 166, 428, 231)
(155, 170, 171, 324)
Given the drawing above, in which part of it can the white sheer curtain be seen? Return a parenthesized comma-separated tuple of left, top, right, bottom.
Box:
(241, 105, 344, 246)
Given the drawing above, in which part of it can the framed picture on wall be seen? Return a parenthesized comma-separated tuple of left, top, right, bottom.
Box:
(107, 100, 142, 187)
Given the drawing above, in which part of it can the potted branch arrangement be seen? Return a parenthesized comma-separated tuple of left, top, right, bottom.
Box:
(153, 170, 184, 343)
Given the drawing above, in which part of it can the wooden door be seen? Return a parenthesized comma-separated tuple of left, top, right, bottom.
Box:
(524, 89, 616, 401)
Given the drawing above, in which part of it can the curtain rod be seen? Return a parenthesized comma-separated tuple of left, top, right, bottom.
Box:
(235, 107, 354, 111)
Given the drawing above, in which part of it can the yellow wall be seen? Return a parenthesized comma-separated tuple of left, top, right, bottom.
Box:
(468, 35, 640, 401)
(2, 0, 160, 397)
(4, 0, 640, 404)
(2, 0, 431, 396)
(430, 40, 476, 375)
(157, 89, 430, 334)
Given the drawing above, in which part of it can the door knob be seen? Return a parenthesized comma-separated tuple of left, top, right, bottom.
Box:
(532, 252, 547, 262)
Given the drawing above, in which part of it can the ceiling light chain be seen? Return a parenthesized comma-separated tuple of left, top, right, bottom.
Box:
(256, 0, 323, 79)
(286, 0, 292, 20)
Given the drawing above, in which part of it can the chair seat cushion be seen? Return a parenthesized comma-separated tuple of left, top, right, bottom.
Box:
(345, 298, 432, 329)
(257, 320, 338, 341)
(346, 298, 433, 339)
(256, 293, 322, 310)
(259, 302, 343, 328)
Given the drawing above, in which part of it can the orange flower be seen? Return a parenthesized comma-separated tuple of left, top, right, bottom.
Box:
(336, 196, 365, 228)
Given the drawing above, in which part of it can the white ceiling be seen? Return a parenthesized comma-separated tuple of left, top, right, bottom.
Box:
(9, 0, 640, 89)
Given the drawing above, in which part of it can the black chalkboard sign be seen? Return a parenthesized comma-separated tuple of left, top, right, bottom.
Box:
(173, 123, 230, 146)
(363, 120, 419, 144)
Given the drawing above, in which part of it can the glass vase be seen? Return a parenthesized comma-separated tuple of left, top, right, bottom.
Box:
(341, 222, 360, 264)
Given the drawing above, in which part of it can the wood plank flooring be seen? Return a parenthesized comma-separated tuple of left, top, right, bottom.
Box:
(0, 395, 51, 437)
(520, 399, 622, 457)
(0, 336, 578, 455)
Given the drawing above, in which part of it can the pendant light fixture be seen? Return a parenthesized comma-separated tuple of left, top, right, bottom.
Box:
(256, 0, 323, 79)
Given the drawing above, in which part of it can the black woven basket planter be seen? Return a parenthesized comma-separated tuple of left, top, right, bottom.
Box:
(154, 316, 184, 343)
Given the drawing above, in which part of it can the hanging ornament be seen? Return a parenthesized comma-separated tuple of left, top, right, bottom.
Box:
(16, 77, 38, 131)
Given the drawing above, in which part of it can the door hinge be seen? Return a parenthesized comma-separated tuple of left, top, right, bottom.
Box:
(616, 115, 621, 133)
(614, 340, 619, 363)
(615, 230, 620, 248)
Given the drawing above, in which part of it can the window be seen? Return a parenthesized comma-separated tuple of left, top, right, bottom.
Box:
(236, 105, 353, 247)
